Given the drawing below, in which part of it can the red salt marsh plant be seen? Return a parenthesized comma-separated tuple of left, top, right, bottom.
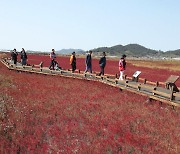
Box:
(14, 53, 180, 86)
(0, 61, 180, 153)
(0, 53, 180, 153)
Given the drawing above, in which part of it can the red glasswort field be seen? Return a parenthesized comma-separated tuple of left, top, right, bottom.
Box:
(25, 54, 180, 86)
(0, 54, 180, 153)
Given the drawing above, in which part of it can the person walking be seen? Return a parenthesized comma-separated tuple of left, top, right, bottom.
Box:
(70, 51, 76, 72)
(84, 50, 92, 73)
(11, 48, 18, 65)
(20, 48, 28, 65)
(49, 49, 56, 70)
(119, 54, 126, 80)
(98, 52, 106, 76)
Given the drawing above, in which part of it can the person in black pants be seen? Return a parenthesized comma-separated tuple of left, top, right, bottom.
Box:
(49, 49, 56, 70)
(84, 50, 92, 73)
(11, 48, 18, 65)
(20, 48, 28, 65)
(70, 51, 76, 72)
(98, 52, 106, 76)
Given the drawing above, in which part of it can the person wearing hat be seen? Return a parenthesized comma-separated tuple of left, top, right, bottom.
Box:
(70, 51, 76, 72)
(98, 52, 106, 76)
(119, 54, 126, 80)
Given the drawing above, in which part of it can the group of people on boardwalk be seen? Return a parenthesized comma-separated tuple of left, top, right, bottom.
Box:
(48, 49, 126, 80)
(11, 48, 28, 65)
(10, 48, 127, 80)
(84, 50, 107, 76)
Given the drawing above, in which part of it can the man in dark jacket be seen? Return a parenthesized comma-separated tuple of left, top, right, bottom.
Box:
(98, 52, 106, 76)
(11, 48, 18, 65)
(49, 49, 56, 70)
(84, 50, 92, 73)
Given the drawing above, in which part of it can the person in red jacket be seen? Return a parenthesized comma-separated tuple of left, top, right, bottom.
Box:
(119, 54, 126, 80)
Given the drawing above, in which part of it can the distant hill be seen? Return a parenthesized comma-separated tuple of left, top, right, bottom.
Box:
(1, 45, 180, 58)
(165, 49, 180, 57)
(56, 49, 85, 55)
(0, 49, 85, 55)
(91, 44, 180, 58)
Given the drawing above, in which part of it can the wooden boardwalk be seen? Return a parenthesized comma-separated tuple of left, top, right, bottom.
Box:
(1, 58, 180, 108)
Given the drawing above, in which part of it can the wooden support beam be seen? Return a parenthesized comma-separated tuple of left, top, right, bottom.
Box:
(126, 82, 139, 90)
(173, 92, 180, 97)
(152, 89, 173, 101)
(149, 95, 180, 107)
(138, 83, 156, 91)
(126, 76, 132, 80)
(146, 81, 157, 86)
(138, 77, 145, 82)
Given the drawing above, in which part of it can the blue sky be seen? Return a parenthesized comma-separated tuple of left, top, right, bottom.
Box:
(0, 0, 180, 51)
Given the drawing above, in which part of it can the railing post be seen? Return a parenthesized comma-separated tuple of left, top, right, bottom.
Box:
(170, 86, 174, 101)
(156, 81, 159, 87)
(124, 75, 127, 80)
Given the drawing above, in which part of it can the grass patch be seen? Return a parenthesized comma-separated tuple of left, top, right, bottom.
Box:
(128, 59, 180, 71)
